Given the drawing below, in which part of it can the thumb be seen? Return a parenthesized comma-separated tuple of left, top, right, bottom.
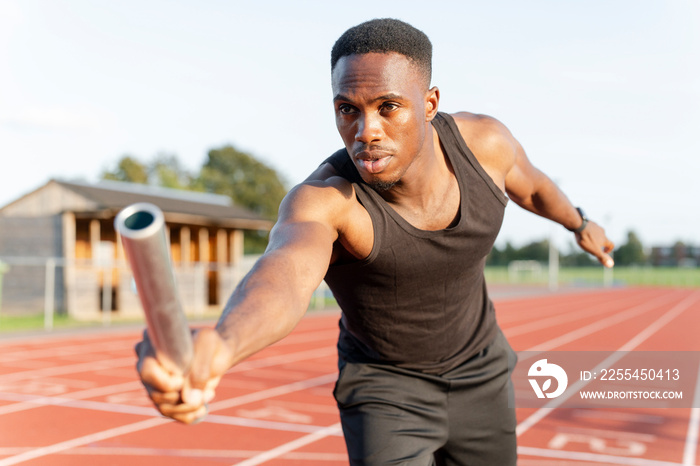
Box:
(182, 328, 227, 405)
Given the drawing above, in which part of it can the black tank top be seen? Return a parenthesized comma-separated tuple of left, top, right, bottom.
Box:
(323, 112, 508, 374)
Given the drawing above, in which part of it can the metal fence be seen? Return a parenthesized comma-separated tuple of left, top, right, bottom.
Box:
(0, 256, 332, 331)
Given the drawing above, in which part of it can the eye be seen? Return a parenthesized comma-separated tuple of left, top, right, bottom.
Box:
(337, 104, 357, 115)
(380, 102, 399, 113)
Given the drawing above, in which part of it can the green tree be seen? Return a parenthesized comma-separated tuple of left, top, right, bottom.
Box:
(560, 244, 597, 267)
(102, 156, 149, 184)
(194, 145, 288, 253)
(103, 148, 287, 253)
(486, 244, 506, 266)
(149, 153, 194, 190)
(516, 239, 550, 262)
(615, 231, 646, 266)
(194, 145, 287, 220)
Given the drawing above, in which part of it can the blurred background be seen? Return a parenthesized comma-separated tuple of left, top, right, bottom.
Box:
(0, 0, 698, 331)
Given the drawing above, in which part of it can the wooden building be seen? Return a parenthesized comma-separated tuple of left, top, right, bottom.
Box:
(0, 179, 273, 319)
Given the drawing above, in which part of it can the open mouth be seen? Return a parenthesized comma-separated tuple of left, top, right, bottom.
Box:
(358, 157, 392, 174)
(355, 150, 392, 174)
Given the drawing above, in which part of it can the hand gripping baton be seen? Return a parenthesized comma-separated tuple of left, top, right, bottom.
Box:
(115, 203, 193, 374)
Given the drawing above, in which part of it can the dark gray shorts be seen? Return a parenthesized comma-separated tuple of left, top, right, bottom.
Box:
(333, 328, 517, 466)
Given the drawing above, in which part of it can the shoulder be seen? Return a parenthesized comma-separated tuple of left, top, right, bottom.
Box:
(277, 162, 359, 228)
(447, 111, 519, 179)
(278, 161, 373, 262)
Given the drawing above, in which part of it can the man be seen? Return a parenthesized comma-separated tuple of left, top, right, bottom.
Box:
(137, 18, 614, 465)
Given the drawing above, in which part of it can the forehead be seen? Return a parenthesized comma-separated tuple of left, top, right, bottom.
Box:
(331, 52, 423, 97)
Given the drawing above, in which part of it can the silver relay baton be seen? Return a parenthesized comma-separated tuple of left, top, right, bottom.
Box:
(115, 202, 193, 374)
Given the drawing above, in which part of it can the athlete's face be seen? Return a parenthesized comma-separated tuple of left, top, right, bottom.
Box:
(331, 53, 439, 191)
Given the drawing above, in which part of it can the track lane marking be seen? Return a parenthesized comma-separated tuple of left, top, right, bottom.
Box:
(0, 390, 343, 435)
(499, 289, 668, 328)
(0, 347, 335, 419)
(208, 373, 337, 411)
(0, 446, 347, 461)
(0, 373, 338, 465)
(0, 357, 135, 384)
(683, 358, 700, 465)
(516, 291, 700, 440)
(517, 292, 686, 363)
(0, 345, 333, 386)
(0, 417, 169, 466)
(0, 381, 143, 415)
(503, 291, 659, 337)
(518, 446, 684, 466)
(232, 422, 343, 466)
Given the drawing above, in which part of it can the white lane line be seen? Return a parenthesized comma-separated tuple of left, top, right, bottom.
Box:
(0, 345, 332, 386)
(0, 341, 127, 363)
(0, 391, 342, 435)
(72, 447, 347, 461)
(230, 347, 336, 373)
(516, 291, 700, 438)
(208, 373, 337, 411)
(518, 446, 684, 466)
(0, 446, 347, 461)
(0, 373, 338, 465)
(682, 359, 700, 465)
(518, 292, 685, 363)
(0, 381, 143, 415)
(0, 346, 334, 421)
(0, 357, 134, 384)
(503, 291, 668, 338)
(0, 417, 169, 466)
(233, 422, 343, 466)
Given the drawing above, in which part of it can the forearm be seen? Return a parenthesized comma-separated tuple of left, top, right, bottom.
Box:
(214, 226, 332, 367)
(511, 170, 583, 231)
(511, 168, 614, 266)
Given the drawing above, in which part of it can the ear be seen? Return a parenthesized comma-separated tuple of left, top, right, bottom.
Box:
(425, 86, 440, 121)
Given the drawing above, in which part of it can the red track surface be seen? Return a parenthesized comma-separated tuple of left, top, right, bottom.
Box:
(0, 287, 698, 465)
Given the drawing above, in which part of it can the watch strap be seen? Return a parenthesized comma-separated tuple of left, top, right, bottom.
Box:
(568, 207, 589, 234)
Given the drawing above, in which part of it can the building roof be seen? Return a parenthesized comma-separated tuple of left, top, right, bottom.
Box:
(0, 179, 274, 230)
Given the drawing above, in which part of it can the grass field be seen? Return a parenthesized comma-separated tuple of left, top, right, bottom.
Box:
(0, 266, 697, 335)
(485, 265, 700, 287)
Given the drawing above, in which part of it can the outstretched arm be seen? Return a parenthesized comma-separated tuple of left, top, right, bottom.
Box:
(504, 136, 615, 268)
(136, 180, 344, 423)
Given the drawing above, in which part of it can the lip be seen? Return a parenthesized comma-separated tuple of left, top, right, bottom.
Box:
(354, 150, 393, 174)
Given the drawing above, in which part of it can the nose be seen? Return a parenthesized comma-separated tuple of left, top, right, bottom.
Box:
(355, 113, 383, 144)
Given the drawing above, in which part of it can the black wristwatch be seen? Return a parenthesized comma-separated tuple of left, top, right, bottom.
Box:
(567, 207, 589, 233)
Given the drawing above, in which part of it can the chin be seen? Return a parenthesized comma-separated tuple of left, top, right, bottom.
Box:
(367, 178, 398, 192)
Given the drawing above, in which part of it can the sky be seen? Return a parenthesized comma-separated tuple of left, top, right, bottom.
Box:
(0, 0, 698, 250)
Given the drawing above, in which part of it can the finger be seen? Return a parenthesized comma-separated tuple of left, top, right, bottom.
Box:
(587, 240, 614, 268)
(157, 398, 209, 424)
(171, 405, 209, 425)
(139, 355, 184, 393)
(150, 390, 182, 405)
(171, 393, 209, 424)
(603, 239, 615, 254)
(600, 254, 615, 268)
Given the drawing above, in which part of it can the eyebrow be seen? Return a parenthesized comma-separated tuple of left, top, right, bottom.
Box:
(333, 92, 405, 104)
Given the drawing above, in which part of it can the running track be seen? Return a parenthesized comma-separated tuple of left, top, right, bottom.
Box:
(0, 287, 698, 465)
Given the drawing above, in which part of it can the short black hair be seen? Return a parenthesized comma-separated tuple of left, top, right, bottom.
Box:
(331, 18, 432, 86)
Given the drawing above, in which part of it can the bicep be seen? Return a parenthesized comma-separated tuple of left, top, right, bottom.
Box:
(264, 220, 336, 293)
(262, 182, 344, 292)
(504, 141, 548, 208)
